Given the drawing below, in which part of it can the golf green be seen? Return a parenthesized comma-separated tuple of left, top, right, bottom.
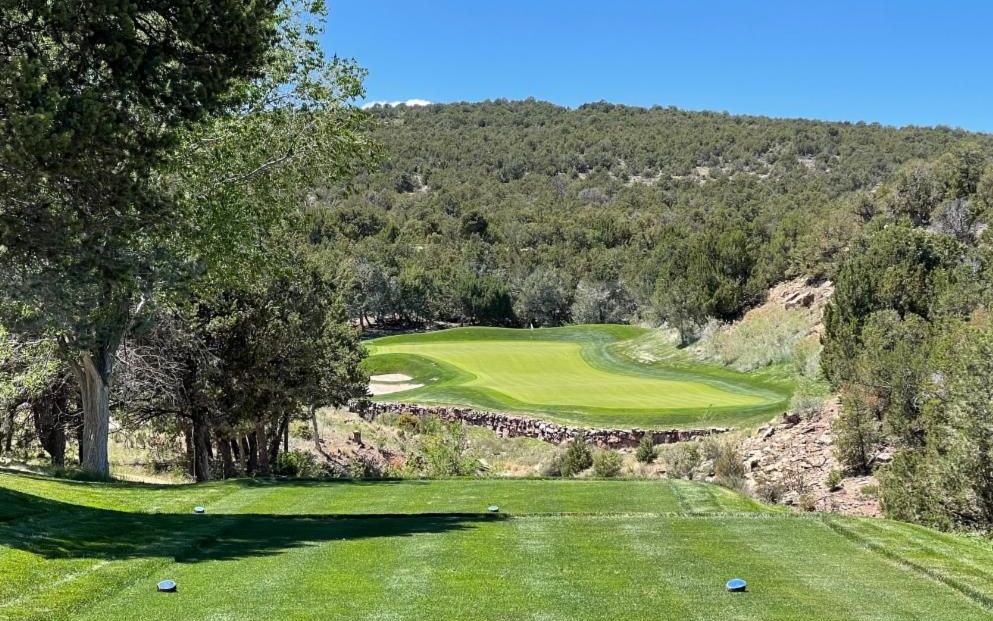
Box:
(365, 325, 790, 428)
(3, 473, 993, 621)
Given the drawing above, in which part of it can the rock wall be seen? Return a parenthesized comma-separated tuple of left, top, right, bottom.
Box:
(349, 401, 729, 448)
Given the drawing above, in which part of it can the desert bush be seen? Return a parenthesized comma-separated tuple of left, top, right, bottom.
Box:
(695, 306, 811, 371)
(797, 493, 817, 512)
(275, 450, 321, 478)
(753, 475, 785, 503)
(860, 483, 880, 498)
(713, 440, 746, 491)
(418, 419, 477, 477)
(345, 453, 386, 479)
(593, 450, 623, 478)
(539, 451, 565, 477)
(635, 435, 657, 463)
(662, 442, 701, 479)
(789, 378, 830, 419)
(561, 433, 593, 476)
(394, 413, 421, 435)
(826, 468, 843, 491)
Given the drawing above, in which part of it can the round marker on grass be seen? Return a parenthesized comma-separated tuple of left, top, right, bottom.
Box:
(726, 578, 747, 593)
(157, 580, 177, 593)
(193, 506, 205, 514)
(487, 505, 500, 513)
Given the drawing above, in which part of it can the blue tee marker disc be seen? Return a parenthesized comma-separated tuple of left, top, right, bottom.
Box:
(726, 578, 747, 592)
(157, 580, 177, 593)
(193, 506, 205, 514)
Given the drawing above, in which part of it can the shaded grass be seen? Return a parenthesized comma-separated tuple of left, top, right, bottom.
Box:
(2, 473, 993, 620)
(365, 325, 791, 428)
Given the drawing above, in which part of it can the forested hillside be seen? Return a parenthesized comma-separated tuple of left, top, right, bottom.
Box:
(312, 100, 993, 338)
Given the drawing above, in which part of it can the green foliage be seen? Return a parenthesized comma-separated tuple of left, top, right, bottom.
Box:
(826, 469, 843, 492)
(822, 225, 960, 386)
(274, 450, 322, 478)
(321, 101, 993, 332)
(833, 388, 883, 475)
(820, 146, 993, 531)
(561, 433, 593, 477)
(662, 442, 701, 480)
(592, 449, 623, 478)
(635, 435, 657, 464)
(695, 305, 814, 372)
(416, 417, 478, 477)
(884, 161, 946, 225)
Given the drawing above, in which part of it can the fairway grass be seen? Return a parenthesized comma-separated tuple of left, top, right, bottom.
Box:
(365, 325, 791, 428)
(3, 473, 993, 620)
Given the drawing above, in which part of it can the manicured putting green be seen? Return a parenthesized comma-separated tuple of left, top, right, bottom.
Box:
(365, 325, 790, 428)
(2, 473, 993, 620)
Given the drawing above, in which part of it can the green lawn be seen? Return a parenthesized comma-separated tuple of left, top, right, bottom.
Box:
(2, 472, 993, 620)
(365, 325, 791, 428)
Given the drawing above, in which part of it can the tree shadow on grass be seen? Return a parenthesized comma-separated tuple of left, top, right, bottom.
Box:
(0, 487, 504, 564)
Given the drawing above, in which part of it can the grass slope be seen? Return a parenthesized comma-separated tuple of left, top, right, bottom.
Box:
(2, 473, 993, 620)
(365, 325, 790, 428)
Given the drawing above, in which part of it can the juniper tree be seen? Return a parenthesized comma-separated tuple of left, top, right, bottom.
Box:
(0, 1, 373, 476)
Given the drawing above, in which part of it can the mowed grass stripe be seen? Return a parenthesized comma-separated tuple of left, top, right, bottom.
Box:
(6, 475, 993, 620)
(365, 325, 790, 428)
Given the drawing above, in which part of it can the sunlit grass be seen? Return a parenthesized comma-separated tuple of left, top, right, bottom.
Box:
(365, 325, 791, 428)
(2, 473, 993, 620)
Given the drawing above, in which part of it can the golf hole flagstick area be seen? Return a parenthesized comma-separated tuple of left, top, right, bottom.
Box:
(363, 325, 791, 429)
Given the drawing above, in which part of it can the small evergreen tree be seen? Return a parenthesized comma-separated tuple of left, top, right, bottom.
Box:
(833, 388, 882, 475)
(561, 433, 593, 476)
(635, 435, 657, 463)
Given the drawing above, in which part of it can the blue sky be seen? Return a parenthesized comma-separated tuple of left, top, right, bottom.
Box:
(324, 1, 993, 132)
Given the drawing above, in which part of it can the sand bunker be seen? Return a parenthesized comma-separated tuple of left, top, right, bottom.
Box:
(368, 382, 422, 395)
(370, 373, 413, 383)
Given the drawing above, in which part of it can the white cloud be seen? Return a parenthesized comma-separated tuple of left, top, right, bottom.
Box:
(361, 98, 433, 110)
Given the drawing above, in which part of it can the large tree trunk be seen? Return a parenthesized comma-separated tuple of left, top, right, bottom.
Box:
(218, 436, 235, 479)
(255, 421, 270, 476)
(72, 349, 114, 478)
(31, 386, 69, 468)
(245, 434, 258, 476)
(191, 408, 212, 482)
(267, 414, 289, 468)
(1, 405, 14, 454)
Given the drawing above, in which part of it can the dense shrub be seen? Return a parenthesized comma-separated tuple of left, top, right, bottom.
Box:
(832, 389, 882, 474)
(662, 443, 701, 480)
(635, 435, 656, 464)
(593, 450, 623, 478)
(539, 452, 564, 477)
(417, 417, 478, 477)
(275, 450, 322, 478)
(561, 433, 593, 477)
(696, 307, 812, 372)
(826, 468, 843, 491)
(713, 440, 746, 491)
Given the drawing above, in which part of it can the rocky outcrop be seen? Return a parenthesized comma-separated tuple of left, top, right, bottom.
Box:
(350, 401, 730, 448)
(740, 398, 881, 517)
